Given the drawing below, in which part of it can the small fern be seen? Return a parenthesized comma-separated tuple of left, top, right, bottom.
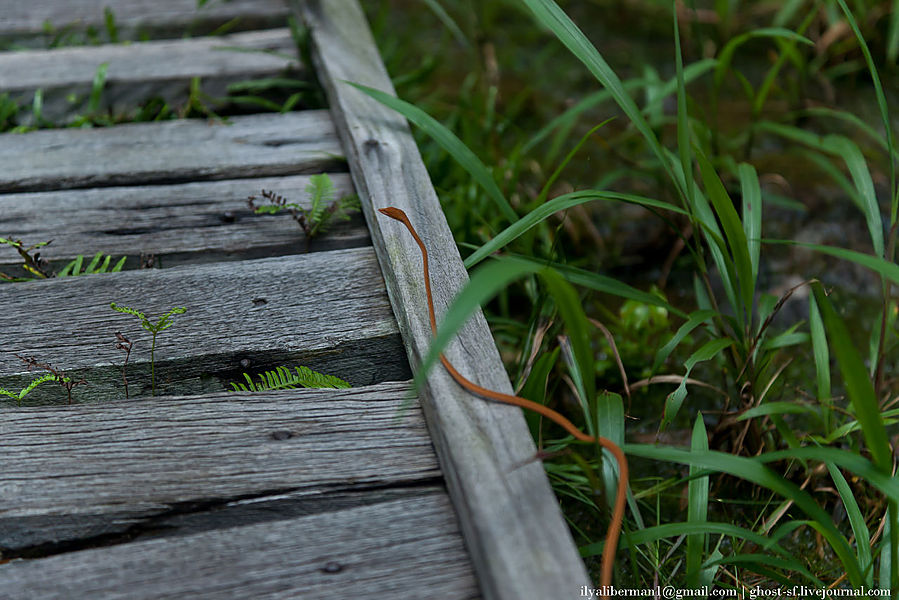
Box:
(0, 373, 58, 406)
(57, 252, 127, 277)
(247, 174, 360, 249)
(229, 365, 350, 392)
(1, 237, 125, 282)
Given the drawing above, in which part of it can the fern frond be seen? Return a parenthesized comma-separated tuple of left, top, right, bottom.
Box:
(110, 302, 145, 321)
(306, 173, 335, 226)
(0, 373, 57, 405)
(60, 253, 126, 277)
(228, 365, 350, 392)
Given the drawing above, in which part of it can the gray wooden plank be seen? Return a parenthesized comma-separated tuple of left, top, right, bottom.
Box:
(0, 111, 344, 193)
(1, 29, 302, 122)
(2, 492, 480, 600)
(0, 247, 409, 401)
(296, 1, 592, 598)
(0, 0, 289, 45)
(0, 174, 368, 272)
(0, 381, 440, 552)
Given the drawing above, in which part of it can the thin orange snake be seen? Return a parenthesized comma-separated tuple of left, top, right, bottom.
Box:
(379, 206, 627, 596)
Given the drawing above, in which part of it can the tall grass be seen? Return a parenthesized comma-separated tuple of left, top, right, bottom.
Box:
(370, 0, 899, 591)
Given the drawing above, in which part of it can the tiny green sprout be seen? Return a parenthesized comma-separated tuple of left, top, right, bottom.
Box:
(111, 303, 186, 396)
(0, 373, 57, 406)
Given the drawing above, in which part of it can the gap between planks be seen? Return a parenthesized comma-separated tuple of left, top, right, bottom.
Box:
(1, 493, 480, 600)
(1, 381, 439, 552)
(0, 247, 409, 402)
(0, 0, 289, 45)
(0, 174, 368, 272)
(0, 29, 302, 123)
(0, 111, 344, 193)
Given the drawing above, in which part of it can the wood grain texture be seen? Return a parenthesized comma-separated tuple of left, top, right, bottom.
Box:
(1, 29, 302, 122)
(0, 174, 368, 272)
(0, 111, 343, 193)
(0, 247, 408, 402)
(2, 490, 481, 600)
(296, 1, 592, 598)
(0, 381, 440, 551)
(0, 0, 289, 44)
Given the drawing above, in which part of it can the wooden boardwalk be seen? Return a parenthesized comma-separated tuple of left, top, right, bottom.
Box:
(0, 1, 590, 598)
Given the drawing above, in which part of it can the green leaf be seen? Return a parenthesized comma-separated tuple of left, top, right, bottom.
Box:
(828, 463, 873, 586)
(414, 258, 544, 391)
(349, 82, 516, 223)
(738, 163, 762, 282)
(464, 189, 686, 268)
(652, 309, 716, 373)
(626, 443, 862, 585)
(808, 293, 831, 408)
(541, 269, 594, 409)
(661, 338, 732, 431)
(811, 284, 891, 471)
(686, 414, 709, 587)
(697, 151, 754, 315)
(519, 0, 684, 201)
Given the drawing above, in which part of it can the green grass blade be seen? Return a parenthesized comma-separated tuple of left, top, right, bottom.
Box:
(697, 151, 754, 316)
(661, 338, 732, 431)
(88, 62, 109, 114)
(766, 241, 899, 286)
(414, 258, 544, 391)
(349, 82, 517, 223)
(811, 283, 891, 471)
(833, 0, 896, 224)
(828, 463, 873, 585)
(824, 135, 884, 257)
(625, 443, 862, 584)
(464, 189, 686, 268)
(595, 391, 625, 511)
(738, 163, 762, 282)
(652, 309, 717, 374)
(673, 4, 694, 211)
(85, 252, 102, 274)
(808, 293, 832, 414)
(541, 268, 595, 408)
(418, 0, 469, 48)
(686, 414, 709, 587)
(498, 253, 683, 318)
(519, 0, 684, 200)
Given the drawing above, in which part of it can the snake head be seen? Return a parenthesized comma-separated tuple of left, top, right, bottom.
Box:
(378, 206, 408, 222)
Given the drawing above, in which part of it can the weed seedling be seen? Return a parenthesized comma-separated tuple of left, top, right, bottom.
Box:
(247, 174, 360, 250)
(0, 373, 57, 406)
(110, 303, 186, 396)
(15, 354, 87, 404)
(114, 331, 133, 399)
(229, 365, 350, 392)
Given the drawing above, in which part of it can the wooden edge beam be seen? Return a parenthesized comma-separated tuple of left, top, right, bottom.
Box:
(294, 1, 593, 598)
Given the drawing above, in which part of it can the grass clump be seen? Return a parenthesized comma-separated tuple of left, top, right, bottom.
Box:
(368, 0, 899, 590)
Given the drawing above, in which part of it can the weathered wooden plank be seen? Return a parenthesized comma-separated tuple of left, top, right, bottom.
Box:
(0, 0, 289, 45)
(1, 29, 302, 122)
(0, 382, 439, 552)
(0, 111, 344, 193)
(0, 174, 367, 272)
(2, 493, 480, 600)
(0, 248, 408, 401)
(296, 1, 592, 597)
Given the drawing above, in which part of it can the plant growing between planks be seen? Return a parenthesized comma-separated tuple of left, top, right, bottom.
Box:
(247, 174, 360, 250)
(110, 303, 186, 396)
(229, 365, 350, 392)
(14, 354, 87, 405)
(0, 237, 126, 282)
